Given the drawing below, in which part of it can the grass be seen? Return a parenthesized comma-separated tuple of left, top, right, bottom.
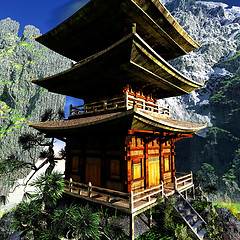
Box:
(213, 201, 240, 219)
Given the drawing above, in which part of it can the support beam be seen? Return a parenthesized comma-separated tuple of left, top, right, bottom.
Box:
(149, 207, 153, 228)
(192, 185, 195, 200)
(131, 214, 135, 240)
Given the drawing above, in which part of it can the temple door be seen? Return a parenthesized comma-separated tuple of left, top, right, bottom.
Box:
(148, 157, 160, 187)
(163, 154, 172, 184)
(85, 157, 101, 186)
(131, 158, 145, 192)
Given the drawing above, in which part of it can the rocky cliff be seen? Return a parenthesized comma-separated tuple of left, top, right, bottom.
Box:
(159, 0, 240, 200)
(0, 18, 71, 199)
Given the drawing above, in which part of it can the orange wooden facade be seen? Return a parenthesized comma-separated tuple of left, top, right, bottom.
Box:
(64, 130, 190, 193)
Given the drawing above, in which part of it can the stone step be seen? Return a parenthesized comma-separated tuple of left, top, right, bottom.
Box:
(192, 220, 203, 232)
(198, 228, 207, 240)
(179, 206, 191, 217)
(175, 200, 185, 210)
(185, 213, 198, 225)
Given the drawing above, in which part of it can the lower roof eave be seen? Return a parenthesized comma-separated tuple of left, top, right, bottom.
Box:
(29, 109, 207, 138)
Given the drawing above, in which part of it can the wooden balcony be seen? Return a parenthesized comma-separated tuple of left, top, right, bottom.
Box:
(64, 179, 164, 214)
(163, 172, 194, 196)
(175, 172, 194, 192)
(69, 92, 170, 118)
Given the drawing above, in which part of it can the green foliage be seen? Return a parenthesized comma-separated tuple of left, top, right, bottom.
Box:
(136, 226, 172, 240)
(10, 172, 125, 239)
(206, 206, 223, 240)
(11, 199, 42, 232)
(174, 224, 192, 240)
(222, 149, 240, 188)
(102, 219, 125, 240)
(192, 200, 210, 213)
(53, 205, 101, 240)
(29, 172, 64, 207)
(214, 201, 240, 220)
(137, 199, 192, 240)
(163, 199, 175, 231)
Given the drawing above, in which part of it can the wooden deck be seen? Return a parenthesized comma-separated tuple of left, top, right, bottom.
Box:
(64, 172, 193, 214)
(64, 180, 164, 214)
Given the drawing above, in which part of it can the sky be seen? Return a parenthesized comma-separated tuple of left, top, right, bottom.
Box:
(0, 0, 240, 151)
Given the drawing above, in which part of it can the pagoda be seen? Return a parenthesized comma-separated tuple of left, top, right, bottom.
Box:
(30, 0, 207, 239)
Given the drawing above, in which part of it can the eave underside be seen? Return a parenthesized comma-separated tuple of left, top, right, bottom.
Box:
(36, 0, 199, 62)
(29, 109, 207, 139)
(32, 34, 203, 101)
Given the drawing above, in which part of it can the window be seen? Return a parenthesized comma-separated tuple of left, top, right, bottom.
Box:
(132, 158, 143, 180)
(164, 157, 170, 172)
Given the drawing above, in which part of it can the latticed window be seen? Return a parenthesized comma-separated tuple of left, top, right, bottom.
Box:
(164, 156, 170, 172)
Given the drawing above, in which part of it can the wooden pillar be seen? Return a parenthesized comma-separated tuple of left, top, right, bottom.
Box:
(144, 140, 149, 188)
(159, 142, 164, 183)
(69, 178, 73, 193)
(192, 186, 196, 200)
(149, 208, 153, 228)
(185, 189, 188, 200)
(125, 135, 132, 192)
(171, 141, 176, 180)
(130, 214, 135, 240)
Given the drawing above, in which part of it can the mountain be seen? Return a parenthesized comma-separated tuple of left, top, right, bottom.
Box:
(0, 18, 71, 200)
(159, 0, 240, 200)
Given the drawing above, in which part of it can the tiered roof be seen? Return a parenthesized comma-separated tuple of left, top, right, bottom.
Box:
(36, 0, 199, 61)
(32, 33, 203, 101)
(30, 0, 206, 135)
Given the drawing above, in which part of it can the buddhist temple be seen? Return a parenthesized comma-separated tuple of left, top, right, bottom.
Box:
(30, 0, 207, 239)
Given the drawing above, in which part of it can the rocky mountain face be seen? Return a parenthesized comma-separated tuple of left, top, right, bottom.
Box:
(159, 0, 240, 200)
(0, 18, 71, 199)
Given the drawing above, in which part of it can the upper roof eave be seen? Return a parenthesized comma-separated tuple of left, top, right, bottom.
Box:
(32, 33, 204, 101)
(35, 0, 200, 61)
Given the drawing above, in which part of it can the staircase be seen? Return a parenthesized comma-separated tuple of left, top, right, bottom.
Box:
(173, 191, 207, 240)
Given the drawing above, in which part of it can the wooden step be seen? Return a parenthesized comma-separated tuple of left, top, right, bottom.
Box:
(198, 228, 207, 239)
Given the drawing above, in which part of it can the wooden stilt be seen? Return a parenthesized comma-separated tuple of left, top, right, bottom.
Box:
(185, 189, 187, 200)
(130, 214, 135, 240)
(193, 186, 195, 200)
(149, 207, 153, 228)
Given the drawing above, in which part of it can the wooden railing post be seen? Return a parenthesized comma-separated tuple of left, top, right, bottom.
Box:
(104, 101, 107, 111)
(69, 178, 73, 193)
(129, 191, 134, 213)
(69, 105, 73, 116)
(174, 176, 177, 190)
(161, 181, 164, 197)
(88, 182, 92, 198)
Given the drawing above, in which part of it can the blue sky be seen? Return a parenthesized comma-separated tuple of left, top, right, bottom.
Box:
(0, 0, 239, 36)
(0, 0, 239, 151)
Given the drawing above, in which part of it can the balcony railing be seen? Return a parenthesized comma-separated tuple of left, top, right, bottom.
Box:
(69, 92, 170, 118)
(174, 172, 193, 192)
(64, 179, 164, 214)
